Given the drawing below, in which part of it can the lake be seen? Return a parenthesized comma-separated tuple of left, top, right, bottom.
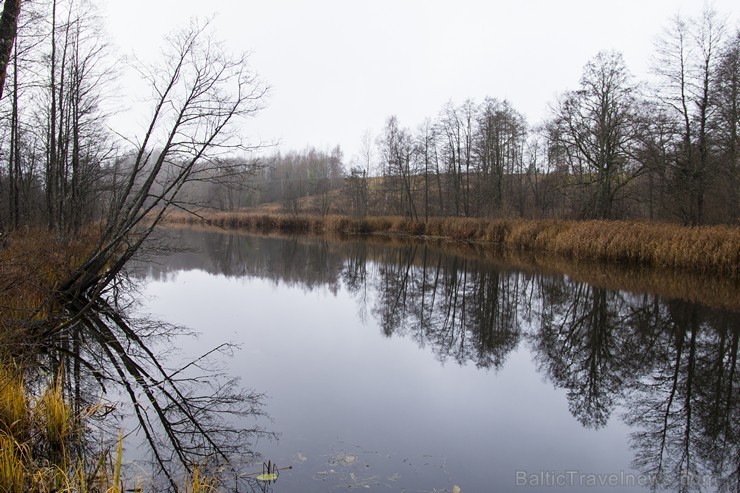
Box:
(128, 227, 738, 492)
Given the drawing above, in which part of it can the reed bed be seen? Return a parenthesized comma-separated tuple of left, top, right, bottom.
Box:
(0, 363, 222, 492)
(163, 211, 739, 277)
(0, 364, 82, 492)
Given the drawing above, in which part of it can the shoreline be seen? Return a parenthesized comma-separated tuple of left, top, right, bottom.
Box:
(161, 211, 740, 278)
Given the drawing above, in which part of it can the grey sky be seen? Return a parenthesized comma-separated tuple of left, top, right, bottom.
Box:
(102, 0, 737, 164)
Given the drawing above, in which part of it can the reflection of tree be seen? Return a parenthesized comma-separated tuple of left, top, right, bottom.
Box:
(530, 278, 738, 490)
(625, 302, 738, 492)
(467, 264, 523, 369)
(532, 280, 656, 428)
(135, 229, 738, 491)
(372, 245, 416, 337)
(694, 311, 739, 491)
(44, 292, 273, 490)
(341, 241, 370, 322)
(140, 230, 344, 293)
(370, 245, 523, 369)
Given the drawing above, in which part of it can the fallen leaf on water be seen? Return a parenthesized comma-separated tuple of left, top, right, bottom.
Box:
(255, 473, 278, 482)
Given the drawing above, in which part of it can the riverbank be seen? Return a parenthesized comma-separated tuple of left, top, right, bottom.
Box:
(0, 230, 224, 491)
(162, 212, 739, 277)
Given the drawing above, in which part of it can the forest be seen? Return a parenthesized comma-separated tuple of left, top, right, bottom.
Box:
(0, 3, 738, 236)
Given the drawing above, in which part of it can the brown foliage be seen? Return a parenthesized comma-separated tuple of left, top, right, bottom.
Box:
(0, 228, 101, 341)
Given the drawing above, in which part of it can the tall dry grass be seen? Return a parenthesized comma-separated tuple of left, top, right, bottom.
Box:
(0, 228, 102, 326)
(0, 361, 228, 492)
(0, 362, 211, 492)
(162, 211, 739, 276)
(39, 376, 73, 451)
(0, 364, 79, 492)
(0, 365, 30, 439)
(0, 433, 28, 492)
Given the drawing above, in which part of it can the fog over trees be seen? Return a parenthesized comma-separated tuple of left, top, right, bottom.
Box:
(0, 3, 737, 230)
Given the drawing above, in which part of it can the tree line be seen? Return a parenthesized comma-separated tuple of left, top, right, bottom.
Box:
(347, 9, 737, 225)
(0, 3, 737, 236)
(198, 7, 737, 226)
(0, 0, 265, 240)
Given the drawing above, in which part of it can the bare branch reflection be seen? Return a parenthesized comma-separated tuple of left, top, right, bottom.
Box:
(41, 288, 275, 490)
(132, 228, 738, 491)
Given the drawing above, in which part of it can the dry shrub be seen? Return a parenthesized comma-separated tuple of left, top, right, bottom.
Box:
(423, 218, 445, 237)
(0, 229, 100, 322)
(480, 219, 511, 244)
(324, 215, 352, 234)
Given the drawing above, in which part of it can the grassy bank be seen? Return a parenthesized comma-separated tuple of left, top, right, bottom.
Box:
(163, 211, 740, 277)
(0, 229, 104, 386)
(0, 230, 226, 491)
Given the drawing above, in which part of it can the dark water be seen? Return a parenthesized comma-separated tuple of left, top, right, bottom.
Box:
(131, 228, 738, 492)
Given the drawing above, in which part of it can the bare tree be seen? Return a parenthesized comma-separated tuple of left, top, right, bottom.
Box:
(55, 19, 267, 300)
(549, 51, 642, 219)
(710, 28, 739, 222)
(653, 8, 727, 224)
(414, 118, 439, 220)
(379, 115, 416, 219)
(437, 101, 475, 216)
(476, 97, 527, 216)
(39, 0, 117, 237)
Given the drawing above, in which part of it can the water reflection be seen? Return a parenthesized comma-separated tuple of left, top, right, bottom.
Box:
(624, 302, 739, 492)
(369, 245, 523, 369)
(137, 228, 739, 491)
(38, 290, 274, 490)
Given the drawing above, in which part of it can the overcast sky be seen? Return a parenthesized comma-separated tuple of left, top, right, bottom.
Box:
(101, 0, 737, 163)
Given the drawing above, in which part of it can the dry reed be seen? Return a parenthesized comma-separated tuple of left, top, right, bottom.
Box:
(161, 211, 739, 277)
(0, 364, 180, 492)
(0, 365, 29, 438)
(0, 434, 28, 492)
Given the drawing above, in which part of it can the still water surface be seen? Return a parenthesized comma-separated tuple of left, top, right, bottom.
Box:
(132, 228, 738, 492)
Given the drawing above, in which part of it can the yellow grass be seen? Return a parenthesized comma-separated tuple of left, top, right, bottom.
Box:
(0, 365, 29, 438)
(0, 363, 188, 492)
(182, 467, 218, 493)
(111, 432, 124, 493)
(0, 434, 28, 492)
(39, 377, 73, 450)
